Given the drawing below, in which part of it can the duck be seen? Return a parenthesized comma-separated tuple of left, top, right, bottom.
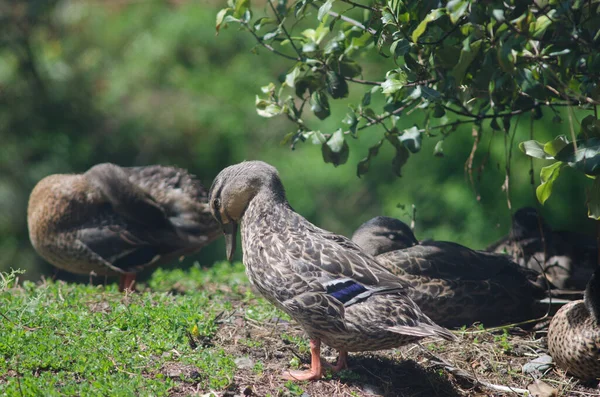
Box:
(27, 163, 221, 291)
(487, 207, 596, 290)
(352, 216, 548, 328)
(208, 161, 455, 381)
(548, 265, 600, 381)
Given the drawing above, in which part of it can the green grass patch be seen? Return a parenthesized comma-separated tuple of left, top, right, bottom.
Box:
(0, 261, 267, 396)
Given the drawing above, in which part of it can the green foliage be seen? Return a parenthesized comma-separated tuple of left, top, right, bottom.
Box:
(217, 0, 599, 178)
(521, 116, 600, 219)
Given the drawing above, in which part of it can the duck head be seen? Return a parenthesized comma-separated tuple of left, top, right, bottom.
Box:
(352, 216, 419, 256)
(208, 161, 286, 261)
(511, 207, 552, 241)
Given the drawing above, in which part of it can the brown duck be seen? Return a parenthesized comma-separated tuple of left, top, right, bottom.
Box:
(352, 216, 548, 328)
(208, 161, 455, 381)
(488, 207, 596, 290)
(27, 163, 221, 291)
(548, 265, 600, 381)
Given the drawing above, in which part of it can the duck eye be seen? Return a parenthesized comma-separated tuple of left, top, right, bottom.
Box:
(213, 198, 221, 211)
(387, 233, 397, 240)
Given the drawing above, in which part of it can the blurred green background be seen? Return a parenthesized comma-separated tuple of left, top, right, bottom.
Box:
(1, 0, 593, 281)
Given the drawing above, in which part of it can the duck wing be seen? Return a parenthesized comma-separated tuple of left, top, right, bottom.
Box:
(124, 165, 219, 239)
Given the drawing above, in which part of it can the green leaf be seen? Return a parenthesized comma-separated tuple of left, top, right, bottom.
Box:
(303, 130, 327, 144)
(326, 70, 349, 99)
(536, 162, 565, 205)
(432, 104, 445, 118)
(390, 39, 411, 60)
(310, 90, 330, 120)
(343, 109, 359, 137)
(381, 79, 405, 95)
(447, 0, 468, 24)
(434, 140, 444, 157)
(362, 91, 371, 106)
(531, 11, 555, 38)
(399, 126, 422, 153)
(588, 177, 600, 220)
(519, 140, 554, 159)
(555, 138, 600, 176)
(216, 8, 232, 33)
(391, 145, 410, 176)
(285, 66, 301, 88)
(318, 0, 335, 21)
(421, 86, 441, 102)
(451, 40, 482, 82)
(517, 68, 544, 99)
(543, 135, 569, 157)
(233, 0, 249, 19)
(381, 70, 407, 95)
(338, 60, 362, 78)
(412, 8, 445, 42)
(255, 96, 282, 118)
(357, 139, 384, 177)
(322, 129, 349, 166)
(294, 75, 319, 98)
(253, 17, 276, 31)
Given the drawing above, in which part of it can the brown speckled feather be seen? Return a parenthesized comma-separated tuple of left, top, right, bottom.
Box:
(548, 267, 600, 381)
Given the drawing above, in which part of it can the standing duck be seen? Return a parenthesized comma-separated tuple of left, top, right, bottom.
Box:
(352, 216, 548, 328)
(487, 207, 596, 290)
(208, 161, 455, 381)
(27, 163, 221, 291)
(548, 265, 600, 381)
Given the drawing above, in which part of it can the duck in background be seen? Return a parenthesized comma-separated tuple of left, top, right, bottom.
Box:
(208, 161, 456, 381)
(352, 216, 548, 328)
(487, 207, 596, 290)
(28, 163, 221, 291)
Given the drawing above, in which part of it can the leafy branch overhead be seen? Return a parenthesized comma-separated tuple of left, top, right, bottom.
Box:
(217, 0, 599, 176)
(521, 115, 600, 220)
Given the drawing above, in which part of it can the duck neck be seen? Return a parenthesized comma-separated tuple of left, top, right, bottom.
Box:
(584, 267, 600, 324)
(241, 188, 292, 230)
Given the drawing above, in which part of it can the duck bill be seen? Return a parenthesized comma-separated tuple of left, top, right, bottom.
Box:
(222, 222, 238, 261)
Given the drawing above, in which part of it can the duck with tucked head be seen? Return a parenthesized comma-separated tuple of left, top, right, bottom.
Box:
(548, 265, 600, 382)
(28, 163, 221, 291)
(352, 216, 548, 328)
(208, 161, 455, 381)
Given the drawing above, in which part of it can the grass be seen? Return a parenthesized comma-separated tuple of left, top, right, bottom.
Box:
(0, 263, 598, 396)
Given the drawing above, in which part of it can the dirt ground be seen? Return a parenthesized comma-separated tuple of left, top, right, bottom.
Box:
(163, 286, 600, 397)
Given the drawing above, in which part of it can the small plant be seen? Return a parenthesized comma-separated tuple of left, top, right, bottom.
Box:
(493, 329, 512, 354)
(253, 361, 265, 376)
(0, 268, 25, 291)
(284, 380, 306, 396)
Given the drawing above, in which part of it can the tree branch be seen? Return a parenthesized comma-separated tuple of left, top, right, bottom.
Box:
(339, 0, 378, 11)
(267, 0, 303, 59)
(417, 17, 466, 45)
(309, 3, 378, 36)
(243, 23, 301, 61)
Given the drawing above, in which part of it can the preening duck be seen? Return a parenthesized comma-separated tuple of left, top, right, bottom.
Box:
(28, 163, 220, 291)
(208, 161, 455, 381)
